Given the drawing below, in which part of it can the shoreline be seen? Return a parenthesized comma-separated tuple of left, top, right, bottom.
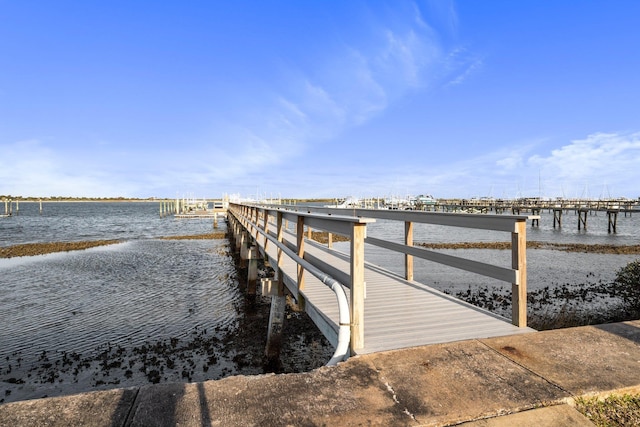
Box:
(0, 233, 332, 405)
(3, 236, 640, 259)
(0, 234, 227, 258)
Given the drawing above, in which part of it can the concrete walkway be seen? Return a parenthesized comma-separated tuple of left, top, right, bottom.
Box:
(2, 320, 639, 426)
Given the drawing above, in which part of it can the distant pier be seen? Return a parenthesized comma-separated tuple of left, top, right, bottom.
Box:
(328, 197, 639, 233)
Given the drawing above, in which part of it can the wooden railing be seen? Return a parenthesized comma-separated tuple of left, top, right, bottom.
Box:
(228, 203, 374, 351)
(229, 203, 530, 351)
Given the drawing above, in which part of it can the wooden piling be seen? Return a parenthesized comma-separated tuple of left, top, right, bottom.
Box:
(578, 208, 588, 231)
(247, 246, 258, 295)
(607, 209, 618, 233)
(263, 279, 286, 361)
(553, 208, 562, 228)
(240, 231, 249, 268)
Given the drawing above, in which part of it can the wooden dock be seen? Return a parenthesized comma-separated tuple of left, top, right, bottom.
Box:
(228, 204, 534, 357)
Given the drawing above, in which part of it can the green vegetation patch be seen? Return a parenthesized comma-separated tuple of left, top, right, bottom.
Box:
(575, 393, 640, 426)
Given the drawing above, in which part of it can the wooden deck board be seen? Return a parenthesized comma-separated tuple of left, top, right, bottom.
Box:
(255, 226, 533, 355)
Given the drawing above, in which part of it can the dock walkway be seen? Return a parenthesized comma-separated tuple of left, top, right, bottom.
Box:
(229, 204, 533, 356)
(266, 230, 531, 354)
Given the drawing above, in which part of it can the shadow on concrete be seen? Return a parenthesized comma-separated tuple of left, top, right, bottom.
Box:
(122, 383, 186, 427)
(595, 320, 640, 344)
(110, 388, 138, 427)
(197, 382, 212, 427)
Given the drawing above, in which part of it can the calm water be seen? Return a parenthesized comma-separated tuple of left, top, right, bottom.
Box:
(0, 201, 220, 244)
(1, 202, 639, 402)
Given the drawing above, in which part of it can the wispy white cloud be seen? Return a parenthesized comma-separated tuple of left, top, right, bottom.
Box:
(528, 132, 640, 198)
(443, 46, 483, 87)
(0, 139, 140, 197)
(296, 132, 640, 200)
(393, 132, 640, 199)
(186, 3, 464, 196)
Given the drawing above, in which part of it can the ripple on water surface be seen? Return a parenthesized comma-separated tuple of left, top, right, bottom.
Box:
(0, 239, 240, 371)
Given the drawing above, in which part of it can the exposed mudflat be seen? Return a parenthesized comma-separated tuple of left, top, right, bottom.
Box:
(0, 233, 228, 258)
(0, 240, 122, 258)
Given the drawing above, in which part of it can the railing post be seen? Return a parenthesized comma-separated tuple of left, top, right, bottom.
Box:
(511, 220, 527, 327)
(276, 212, 284, 296)
(405, 221, 413, 281)
(350, 223, 366, 351)
(296, 216, 305, 291)
(263, 210, 269, 255)
(253, 207, 260, 240)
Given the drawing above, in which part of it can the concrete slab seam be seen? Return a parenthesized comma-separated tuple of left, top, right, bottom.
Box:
(476, 339, 572, 398)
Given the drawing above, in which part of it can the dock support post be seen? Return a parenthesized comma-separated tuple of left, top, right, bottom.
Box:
(578, 209, 588, 231)
(553, 208, 562, 228)
(234, 222, 242, 252)
(240, 231, 250, 268)
(350, 223, 366, 351)
(247, 246, 259, 295)
(213, 213, 218, 229)
(404, 221, 413, 281)
(264, 279, 286, 361)
(511, 221, 527, 328)
(607, 210, 618, 233)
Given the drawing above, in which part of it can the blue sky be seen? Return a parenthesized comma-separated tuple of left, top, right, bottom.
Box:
(1, 1, 639, 200)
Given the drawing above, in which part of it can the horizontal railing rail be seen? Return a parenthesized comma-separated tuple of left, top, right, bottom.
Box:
(259, 204, 530, 328)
